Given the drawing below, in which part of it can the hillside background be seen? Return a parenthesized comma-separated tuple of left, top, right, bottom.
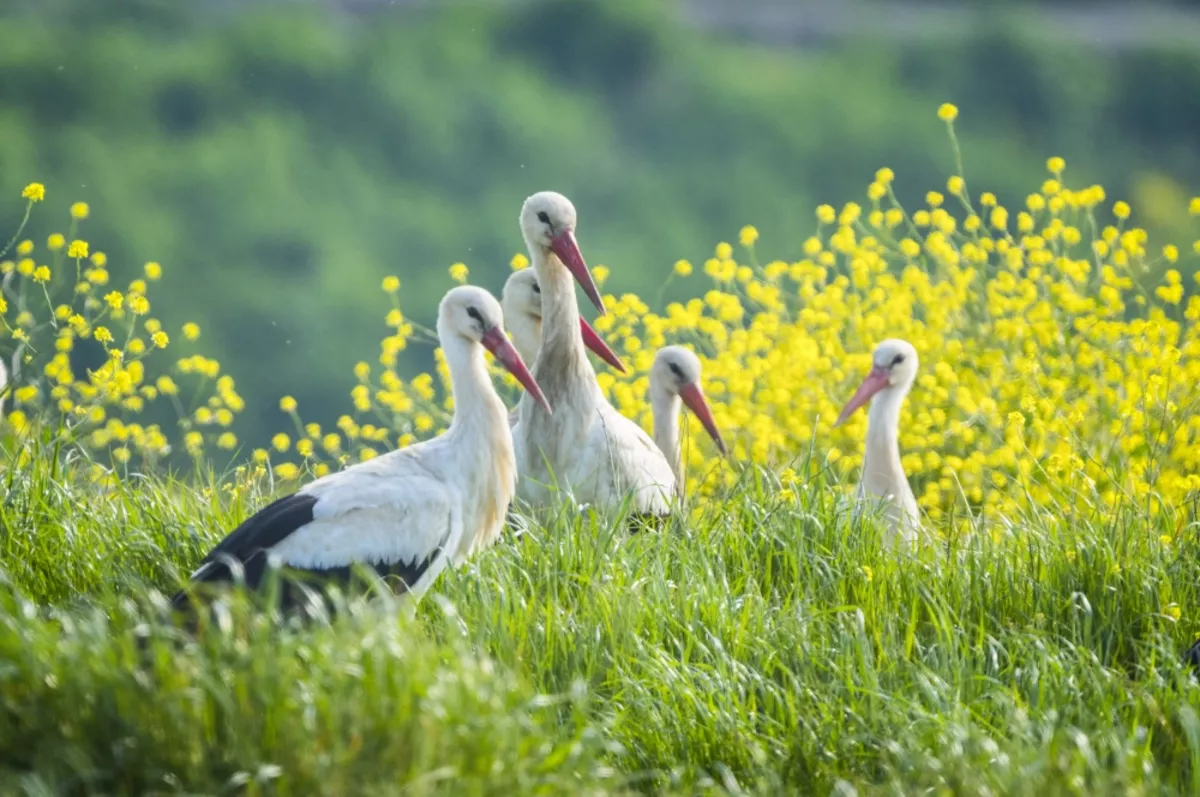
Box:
(2, 0, 1198, 448)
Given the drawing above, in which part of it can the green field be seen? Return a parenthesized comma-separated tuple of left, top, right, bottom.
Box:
(3, 438, 1200, 795)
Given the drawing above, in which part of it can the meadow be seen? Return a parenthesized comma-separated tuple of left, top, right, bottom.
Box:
(2, 106, 1200, 794)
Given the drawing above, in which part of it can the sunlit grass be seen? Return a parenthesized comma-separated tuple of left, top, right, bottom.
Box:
(4, 441, 1200, 794)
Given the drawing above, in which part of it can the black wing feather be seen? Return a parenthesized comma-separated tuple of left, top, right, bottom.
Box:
(171, 491, 442, 612)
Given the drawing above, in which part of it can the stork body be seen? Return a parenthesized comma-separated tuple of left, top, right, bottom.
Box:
(172, 286, 549, 611)
(511, 192, 693, 517)
(835, 338, 922, 546)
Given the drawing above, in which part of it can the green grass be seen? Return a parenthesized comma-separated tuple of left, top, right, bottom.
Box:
(3, 435, 1200, 795)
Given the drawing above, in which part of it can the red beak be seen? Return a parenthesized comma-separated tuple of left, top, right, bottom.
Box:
(834, 366, 890, 426)
(481, 327, 552, 414)
(549, 230, 607, 316)
(579, 316, 627, 373)
(678, 382, 727, 456)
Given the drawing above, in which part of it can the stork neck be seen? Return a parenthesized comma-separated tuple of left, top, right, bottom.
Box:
(530, 245, 589, 371)
(440, 333, 507, 438)
(506, 309, 542, 370)
(651, 383, 684, 493)
(864, 385, 908, 491)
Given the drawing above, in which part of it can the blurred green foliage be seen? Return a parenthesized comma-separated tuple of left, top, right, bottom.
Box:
(0, 0, 1197, 447)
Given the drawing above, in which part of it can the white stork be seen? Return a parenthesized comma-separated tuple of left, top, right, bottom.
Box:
(171, 285, 550, 612)
(649, 345, 727, 495)
(511, 191, 719, 518)
(834, 338, 922, 546)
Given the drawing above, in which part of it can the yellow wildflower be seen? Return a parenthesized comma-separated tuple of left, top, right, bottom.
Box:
(937, 103, 959, 122)
(22, 183, 45, 202)
(448, 263, 469, 284)
(70, 202, 89, 220)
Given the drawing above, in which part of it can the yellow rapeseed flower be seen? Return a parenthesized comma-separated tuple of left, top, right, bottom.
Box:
(16, 240, 33, 255)
(1113, 201, 1131, 220)
(32, 265, 50, 283)
(674, 259, 693, 276)
(875, 167, 894, 184)
(937, 103, 959, 122)
(280, 396, 298, 413)
(510, 253, 529, 270)
(272, 432, 291, 452)
(1190, 197, 1200, 215)
(217, 432, 237, 450)
(592, 265, 610, 285)
(739, 225, 759, 246)
(152, 331, 169, 348)
(47, 234, 64, 251)
(1047, 156, 1065, 174)
(104, 291, 123, 310)
(448, 263, 469, 284)
(67, 240, 88, 259)
(144, 261, 162, 280)
(947, 175, 965, 196)
(382, 275, 400, 293)
(128, 295, 149, 315)
(816, 205, 835, 225)
(91, 252, 107, 267)
(70, 202, 89, 220)
(182, 322, 200, 341)
(22, 183, 45, 202)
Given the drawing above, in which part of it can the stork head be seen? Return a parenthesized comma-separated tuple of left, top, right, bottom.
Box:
(834, 338, 919, 426)
(501, 268, 627, 373)
(438, 285, 551, 414)
(652, 345, 727, 455)
(519, 191, 606, 315)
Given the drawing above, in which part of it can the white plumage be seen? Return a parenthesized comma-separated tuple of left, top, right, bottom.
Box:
(172, 285, 550, 610)
(510, 191, 691, 517)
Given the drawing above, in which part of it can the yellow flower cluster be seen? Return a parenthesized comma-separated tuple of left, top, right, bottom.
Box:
(265, 104, 1200, 531)
(0, 190, 244, 472)
(9, 104, 1200, 537)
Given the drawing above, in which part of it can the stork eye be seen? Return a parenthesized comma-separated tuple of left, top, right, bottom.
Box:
(891, 354, 906, 366)
(532, 283, 541, 295)
(466, 307, 484, 324)
(536, 211, 551, 225)
(668, 362, 684, 380)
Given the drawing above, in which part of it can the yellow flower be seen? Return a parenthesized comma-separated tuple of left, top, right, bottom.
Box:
(152, 331, 169, 348)
(946, 175, 964, 196)
(280, 395, 298, 413)
(144, 261, 162, 280)
(322, 433, 342, 453)
(47, 234, 65, 251)
(128, 279, 146, 294)
(861, 565, 873, 582)
(990, 207, 1009, 230)
(253, 449, 269, 463)
(70, 202, 89, 220)
(104, 291, 124, 310)
(1047, 156, 1065, 174)
(21, 183, 45, 202)
(1190, 197, 1200, 215)
(1163, 245, 1178, 263)
(128, 338, 145, 355)
(354, 361, 370, 381)
(272, 432, 291, 452)
(592, 265, 610, 285)
(875, 167, 894, 184)
(674, 259, 693, 276)
(217, 432, 237, 450)
(14, 385, 38, 404)
(296, 439, 314, 458)
(937, 102, 959, 122)
(94, 326, 114, 344)
(510, 253, 529, 270)
(739, 225, 759, 246)
(448, 263, 469, 284)
(1113, 201, 1131, 220)
(17, 259, 34, 276)
(359, 447, 378, 462)
(156, 375, 178, 395)
(16, 240, 33, 255)
(1164, 604, 1182, 622)
(128, 295, 149, 315)
(91, 252, 108, 267)
(926, 191, 944, 208)
(182, 322, 200, 341)
(67, 240, 88, 259)
(816, 204, 836, 224)
(382, 275, 401, 293)
(112, 447, 131, 464)
(32, 265, 50, 283)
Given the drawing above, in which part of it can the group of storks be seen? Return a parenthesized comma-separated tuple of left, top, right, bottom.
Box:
(169, 191, 928, 618)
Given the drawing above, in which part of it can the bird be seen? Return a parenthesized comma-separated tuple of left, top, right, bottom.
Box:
(171, 285, 551, 614)
(834, 338, 922, 546)
(500, 267, 628, 398)
(649, 345, 728, 496)
(511, 191, 717, 517)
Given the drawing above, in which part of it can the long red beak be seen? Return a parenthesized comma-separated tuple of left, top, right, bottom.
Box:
(579, 317, 627, 373)
(678, 382, 727, 456)
(481, 327, 552, 414)
(549, 230, 607, 316)
(834, 366, 890, 426)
